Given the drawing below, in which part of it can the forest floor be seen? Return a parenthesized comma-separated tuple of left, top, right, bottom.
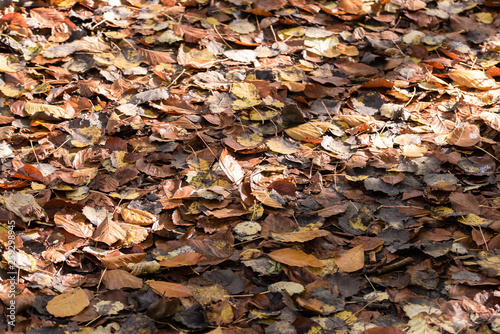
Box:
(1, 0, 500, 333)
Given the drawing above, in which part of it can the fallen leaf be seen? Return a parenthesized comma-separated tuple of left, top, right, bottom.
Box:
(147, 281, 192, 298)
(335, 245, 365, 273)
(448, 69, 496, 90)
(159, 252, 206, 268)
(447, 123, 481, 147)
(268, 248, 325, 267)
(46, 287, 90, 317)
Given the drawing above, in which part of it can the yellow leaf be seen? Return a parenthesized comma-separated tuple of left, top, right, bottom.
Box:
(476, 12, 493, 24)
(46, 287, 90, 317)
(401, 144, 428, 158)
(448, 69, 496, 90)
(284, 122, 333, 141)
(25, 101, 67, 119)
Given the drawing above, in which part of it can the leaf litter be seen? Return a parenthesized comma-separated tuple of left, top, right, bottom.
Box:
(0, 0, 500, 333)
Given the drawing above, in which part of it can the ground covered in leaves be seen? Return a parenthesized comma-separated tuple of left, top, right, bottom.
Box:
(1, 0, 500, 333)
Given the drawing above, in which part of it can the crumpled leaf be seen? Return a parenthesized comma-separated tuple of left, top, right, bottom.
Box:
(448, 69, 496, 90)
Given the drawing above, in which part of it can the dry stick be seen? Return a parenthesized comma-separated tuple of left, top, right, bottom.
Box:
(96, 267, 107, 292)
(478, 225, 490, 251)
(30, 140, 39, 164)
(365, 274, 376, 292)
(85, 315, 102, 327)
(474, 144, 500, 163)
(214, 25, 232, 49)
(48, 136, 71, 158)
(378, 257, 414, 274)
(225, 291, 270, 298)
(345, 295, 384, 324)
(166, 68, 186, 89)
(195, 130, 218, 159)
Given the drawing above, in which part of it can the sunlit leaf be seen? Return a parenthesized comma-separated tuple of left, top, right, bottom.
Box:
(46, 287, 90, 317)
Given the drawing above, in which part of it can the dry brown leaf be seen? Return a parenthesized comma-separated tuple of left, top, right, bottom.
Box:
(147, 281, 192, 298)
(401, 144, 428, 158)
(448, 69, 496, 90)
(447, 123, 481, 147)
(54, 210, 94, 238)
(24, 101, 68, 119)
(335, 245, 364, 273)
(271, 230, 330, 243)
(102, 269, 143, 290)
(219, 149, 245, 186)
(46, 287, 90, 317)
(159, 252, 206, 268)
(268, 248, 325, 267)
(284, 122, 333, 141)
(100, 253, 147, 269)
(338, 0, 364, 14)
(252, 190, 284, 208)
(128, 261, 161, 275)
(120, 208, 157, 226)
(136, 47, 176, 65)
(92, 216, 126, 246)
(478, 111, 500, 131)
(30, 8, 65, 28)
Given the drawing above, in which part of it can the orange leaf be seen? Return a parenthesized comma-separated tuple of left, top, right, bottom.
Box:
(268, 248, 324, 267)
(159, 252, 206, 268)
(338, 0, 363, 14)
(121, 208, 157, 226)
(46, 287, 90, 317)
(148, 281, 192, 298)
(335, 245, 365, 273)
